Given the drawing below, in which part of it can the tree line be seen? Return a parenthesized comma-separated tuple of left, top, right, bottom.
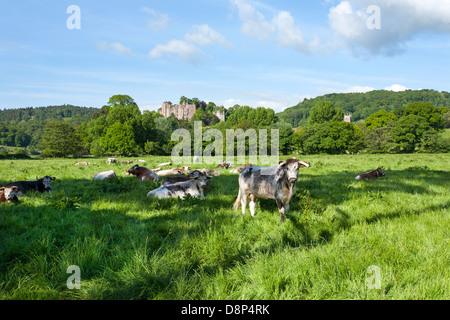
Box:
(1, 93, 449, 159)
(292, 101, 449, 154)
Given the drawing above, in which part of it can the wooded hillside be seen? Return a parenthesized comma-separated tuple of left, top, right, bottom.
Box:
(0, 105, 99, 123)
(278, 89, 450, 127)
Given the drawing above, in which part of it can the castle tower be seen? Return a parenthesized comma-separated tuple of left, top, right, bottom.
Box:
(213, 110, 226, 122)
(344, 114, 352, 123)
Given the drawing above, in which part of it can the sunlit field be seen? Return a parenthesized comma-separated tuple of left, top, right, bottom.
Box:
(0, 153, 449, 300)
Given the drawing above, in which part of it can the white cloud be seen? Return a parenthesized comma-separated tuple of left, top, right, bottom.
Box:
(149, 25, 232, 64)
(185, 24, 233, 48)
(97, 41, 132, 55)
(140, 7, 169, 31)
(149, 40, 203, 64)
(223, 98, 243, 109)
(328, 0, 450, 55)
(230, 0, 322, 53)
(230, 0, 274, 39)
(272, 11, 306, 50)
(384, 84, 409, 92)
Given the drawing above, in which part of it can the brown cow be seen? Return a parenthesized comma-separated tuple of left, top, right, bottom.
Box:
(0, 186, 19, 203)
(355, 168, 386, 180)
(126, 165, 160, 182)
(217, 163, 233, 169)
(75, 162, 90, 166)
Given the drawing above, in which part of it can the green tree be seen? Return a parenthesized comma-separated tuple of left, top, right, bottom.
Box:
(269, 121, 294, 155)
(40, 121, 82, 157)
(107, 95, 141, 125)
(75, 122, 93, 154)
(226, 105, 276, 128)
(14, 131, 31, 147)
(144, 141, 158, 155)
(292, 127, 310, 154)
(90, 139, 106, 157)
(102, 123, 139, 156)
(419, 131, 449, 153)
(365, 110, 398, 130)
(308, 101, 344, 125)
(364, 126, 394, 154)
(107, 95, 138, 109)
(403, 102, 445, 131)
(88, 115, 109, 140)
(302, 122, 364, 154)
(390, 115, 429, 153)
(443, 111, 450, 128)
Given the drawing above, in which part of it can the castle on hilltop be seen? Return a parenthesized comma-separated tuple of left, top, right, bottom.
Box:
(159, 101, 196, 121)
(159, 101, 226, 122)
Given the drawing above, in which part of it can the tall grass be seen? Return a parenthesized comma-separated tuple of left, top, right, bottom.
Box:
(0, 154, 448, 299)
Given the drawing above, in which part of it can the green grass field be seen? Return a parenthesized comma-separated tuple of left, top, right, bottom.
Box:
(0, 154, 449, 300)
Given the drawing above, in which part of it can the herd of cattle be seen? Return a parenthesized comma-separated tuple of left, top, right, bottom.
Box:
(0, 157, 386, 223)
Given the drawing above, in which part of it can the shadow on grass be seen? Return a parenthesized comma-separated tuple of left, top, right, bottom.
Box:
(363, 201, 450, 224)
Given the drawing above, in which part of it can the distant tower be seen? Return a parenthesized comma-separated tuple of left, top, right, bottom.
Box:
(213, 110, 226, 122)
(344, 114, 352, 123)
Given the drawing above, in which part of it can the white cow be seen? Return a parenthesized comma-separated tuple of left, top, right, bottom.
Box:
(147, 174, 211, 199)
(93, 170, 116, 181)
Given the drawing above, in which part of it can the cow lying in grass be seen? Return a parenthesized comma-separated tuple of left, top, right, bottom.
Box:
(154, 168, 185, 177)
(233, 159, 310, 223)
(355, 168, 386, 180)
(93, 170, 116, 181)
(162, 170, 210, 186)
(217, 163, 233, 169)
(126, 165, 160, 182)
(0, 186, 19, 203)
(4, 176, 56, 196)
(75, 162, 90, 166)
(147, 171, 211, 199)
(192, 168, 221, 177)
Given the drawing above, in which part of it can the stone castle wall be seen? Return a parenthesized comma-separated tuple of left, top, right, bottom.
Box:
(160, 101, 196, 121)
(159, 102, 226, 122)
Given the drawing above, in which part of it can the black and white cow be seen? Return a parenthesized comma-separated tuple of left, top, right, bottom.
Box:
(233, 159, 310, 222)
(147, 172, 211, 199)
(4, 176, 56, 196)
(162, 170, 205, 186)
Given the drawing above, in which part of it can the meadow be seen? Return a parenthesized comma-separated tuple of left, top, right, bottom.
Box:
(0, 153, 448, 300)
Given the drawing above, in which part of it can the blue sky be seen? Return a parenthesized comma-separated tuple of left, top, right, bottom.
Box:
(1, 0, 450, 113)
